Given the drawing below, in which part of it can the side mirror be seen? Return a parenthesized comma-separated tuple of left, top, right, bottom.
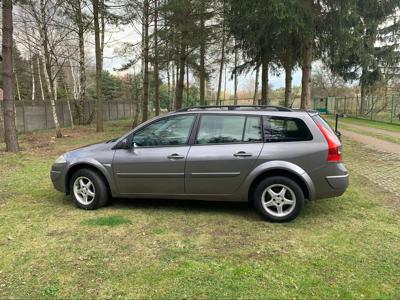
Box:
(115, 137, 131, 150)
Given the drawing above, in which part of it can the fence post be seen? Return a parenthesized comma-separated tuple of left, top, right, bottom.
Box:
(61, 101, 65, 127)
(21, 101, 26, 133)
(44, 101, 48, 129)
(355, 96, 358, 118)
(390, 95, 394, 123)
(370, 97, 374, 120)
(108, 101, 111, 121)
(334, 97, 338, 113)
(344, 96, 347, 114)
(116, 101, 119, 119)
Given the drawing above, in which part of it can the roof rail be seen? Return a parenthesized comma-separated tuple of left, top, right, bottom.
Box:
(176, 105, 292, 112)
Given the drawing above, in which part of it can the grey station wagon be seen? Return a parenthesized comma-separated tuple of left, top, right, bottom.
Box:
(51, 105, 349, 222)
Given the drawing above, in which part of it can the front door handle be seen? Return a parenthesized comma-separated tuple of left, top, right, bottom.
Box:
(168, 153, 185, 160)
(233, 151, 253, 157)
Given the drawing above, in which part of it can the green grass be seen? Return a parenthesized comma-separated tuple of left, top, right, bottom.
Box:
(81, 215, 132, 227)
(0, 120, 399, 299)
(324, 115, 400, 144)
(325, 115, 400, 132)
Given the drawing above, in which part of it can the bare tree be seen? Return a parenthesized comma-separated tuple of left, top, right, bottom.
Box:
(233, 45, 238, 105)
(153, 0, 160, 115)
(63, 0, 89, 125)
(2, 0, 19, 151)
(199, 2, 206, 105)
(216, 0, 226, 105)
(142, 0, 150, 121)
(93, 0, 104, 132)
(39, 0, 62, 137)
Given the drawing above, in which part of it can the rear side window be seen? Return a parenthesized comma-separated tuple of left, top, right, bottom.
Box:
(196, 115, 262, 144)
(263, 116, 313, 142)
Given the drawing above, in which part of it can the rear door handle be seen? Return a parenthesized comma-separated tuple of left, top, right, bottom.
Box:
(233, 151, 253, 157)
(168, 153, 185, 160)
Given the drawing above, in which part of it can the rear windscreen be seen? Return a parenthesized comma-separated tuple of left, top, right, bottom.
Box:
(312, 115, 336, 134)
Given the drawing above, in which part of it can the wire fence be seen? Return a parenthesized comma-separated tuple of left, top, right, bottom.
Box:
(2, 95, 399, 135)
(313, 96, 400, 124)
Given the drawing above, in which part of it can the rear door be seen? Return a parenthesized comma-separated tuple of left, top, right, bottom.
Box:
(185, 114, 263, 195)
(113, 114, 196, 195)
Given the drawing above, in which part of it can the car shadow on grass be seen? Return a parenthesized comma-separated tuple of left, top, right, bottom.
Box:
(109, 197, 262, 221)
(57, 193, 339, 223)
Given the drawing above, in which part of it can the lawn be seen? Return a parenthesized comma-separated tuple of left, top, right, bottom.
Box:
(0, 120, 399, 299)
(325, 114, 400, 133)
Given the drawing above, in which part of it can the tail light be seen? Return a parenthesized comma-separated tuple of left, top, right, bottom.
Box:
(316, 123, 342, 162)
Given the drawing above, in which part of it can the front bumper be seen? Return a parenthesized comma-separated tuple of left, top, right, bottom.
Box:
(50, 163, 67, 193)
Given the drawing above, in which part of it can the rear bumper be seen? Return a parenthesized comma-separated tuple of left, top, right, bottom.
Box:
(318, 173, 349, 199)
(326, 174, 349, 191)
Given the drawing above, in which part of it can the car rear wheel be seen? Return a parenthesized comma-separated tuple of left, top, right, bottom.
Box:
(253, 176, 304, 222)
(70, 169, 109, 210)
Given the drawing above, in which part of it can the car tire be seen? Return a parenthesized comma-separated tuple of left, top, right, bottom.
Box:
(252, 176, 304, 222)
(69, 168, 109, 210)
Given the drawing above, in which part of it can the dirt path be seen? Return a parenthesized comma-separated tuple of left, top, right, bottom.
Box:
(340, 125, 400, 199)
(341, 129, 400, 154)
(341, 122, 400, 139)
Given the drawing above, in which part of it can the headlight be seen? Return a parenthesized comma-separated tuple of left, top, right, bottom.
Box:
(55, 155, 66, 164)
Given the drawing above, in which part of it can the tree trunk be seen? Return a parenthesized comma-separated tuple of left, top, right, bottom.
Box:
(142, 0, 150, 122)
(25, 25, 36, 103)
(154, 0, 160, 115)
(167, 62, 171, 111)
(216, 27, 225, 105)
(284, 63, 293, 107)
(261, 61, 269, 105)
(186, 63, 190, 105)
(93, 0, 103, 132)
(100, 0, 105, 67)
(199, 4, 206, 105)
(300, 36, 312, 109)
(23, 21, 36, 103)
(30, 55, 36, 102)
(359, 69, 367, 114)
(2, 0, 19, 152)
(40, 0, 62, 138)
(223, 64, 227, 103)
(253, 66, 259, 105)
(234, 46, 238, 105)
(15, 73, 22, 101)
(175, 44, 186, 110)
(0, 106, 4, 143)
(64, 84, 74, 128)
(37, 55, 45, 101)
(170, 62, 175, 110)
(77, 1, 86, 125)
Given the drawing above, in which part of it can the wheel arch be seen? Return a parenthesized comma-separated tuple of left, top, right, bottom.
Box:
(244, 161, 315, 202)
(65, 162, 114, 196)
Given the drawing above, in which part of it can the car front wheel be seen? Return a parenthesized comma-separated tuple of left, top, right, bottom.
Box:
(70, 168, 109, 210)
(253, 176, 304, 222)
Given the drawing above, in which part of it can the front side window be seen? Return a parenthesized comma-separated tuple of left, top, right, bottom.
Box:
(133, 115, 195, 147)
(196, 115, 262, 144)
(263, 116, 313, 142)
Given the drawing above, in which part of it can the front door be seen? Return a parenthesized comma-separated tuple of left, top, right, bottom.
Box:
(113, 114, 196, 195)
(185, 114, 263, 195)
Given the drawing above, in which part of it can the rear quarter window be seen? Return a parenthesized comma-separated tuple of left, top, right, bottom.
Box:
(263, 116, 313, 142)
